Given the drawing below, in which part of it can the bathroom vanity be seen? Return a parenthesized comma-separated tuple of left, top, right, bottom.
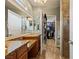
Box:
(5, 33, 41, 59)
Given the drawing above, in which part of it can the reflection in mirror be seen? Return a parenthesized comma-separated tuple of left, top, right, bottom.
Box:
(5, 9, 33, 37)
(33, 17, 40, 32)
(8, 10, 22, 36)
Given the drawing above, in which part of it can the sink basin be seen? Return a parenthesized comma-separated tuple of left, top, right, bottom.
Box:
(27, 41, 32, 47)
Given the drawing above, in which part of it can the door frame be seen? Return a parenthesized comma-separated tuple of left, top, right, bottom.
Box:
(47, 15, 57, 44)
(70, 0, 73, 59)
(60, 0, 63, 57)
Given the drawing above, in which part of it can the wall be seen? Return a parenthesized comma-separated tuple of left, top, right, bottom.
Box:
(5, 6, 8, 37)
(47, 16, 55, 22)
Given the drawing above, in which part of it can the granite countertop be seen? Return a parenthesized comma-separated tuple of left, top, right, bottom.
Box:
(5, 33, 41, 40)
(5, 40, 36, 56)
(5, 40, 29, 56)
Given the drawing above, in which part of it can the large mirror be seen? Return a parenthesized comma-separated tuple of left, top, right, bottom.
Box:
(5, 9, 33, 37)
(33, 17, 40, 32)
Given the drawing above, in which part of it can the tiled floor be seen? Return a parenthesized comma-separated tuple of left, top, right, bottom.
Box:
(30, 39, 61, 59)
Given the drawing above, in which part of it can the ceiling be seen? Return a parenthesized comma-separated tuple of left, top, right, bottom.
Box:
(28, 0, 60, 15)
(29, 0, 60, 9)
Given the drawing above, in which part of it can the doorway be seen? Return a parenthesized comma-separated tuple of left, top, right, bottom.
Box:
(47, 22, 55, 39)
(46, 15, 56, 40)
(41, 14, 61, 58)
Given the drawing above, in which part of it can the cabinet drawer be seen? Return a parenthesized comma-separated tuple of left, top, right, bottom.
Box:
(17, 44, 27, 57)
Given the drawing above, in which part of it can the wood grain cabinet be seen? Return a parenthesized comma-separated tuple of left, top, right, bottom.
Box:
(23, 35, 40, 53)
(18, 52, 28, 59)
(5, 51, 16, 59)
(28, 41, 39, 58)
(38, 36, 40, 51)
(6, 44, 28, 59)
(17, 44, 28, 59)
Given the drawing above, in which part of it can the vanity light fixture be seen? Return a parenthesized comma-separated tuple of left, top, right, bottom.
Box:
(28, 17, 33, 21)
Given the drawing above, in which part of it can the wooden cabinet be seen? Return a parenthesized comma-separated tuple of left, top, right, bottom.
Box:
(5, 51, 16, 59)
(23, 35, 40, 51)
(17, 44, 28, 59)
(17, 44, 27, 58)
(22, 35, 40, 58)
(38, 36, 40, 51)
(18, 52, 28, 59)
(5, 35, 41, 59)
(28, 40, 39, 58)
(6, 44, 28, 59)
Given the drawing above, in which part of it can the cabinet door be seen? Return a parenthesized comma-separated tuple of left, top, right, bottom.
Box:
(5, 51, 16, 59)
(28, 41, 38, 57)
(19, 52, 28, 59)
(17, 44, 27, 58)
